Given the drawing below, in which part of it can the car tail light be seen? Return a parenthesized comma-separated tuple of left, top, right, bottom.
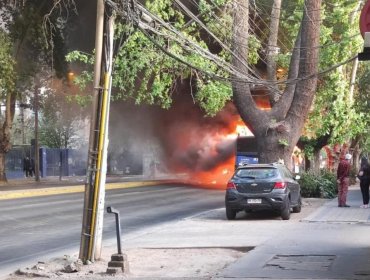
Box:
(274, 182, 287, 189)
(227, 181, 236, 190)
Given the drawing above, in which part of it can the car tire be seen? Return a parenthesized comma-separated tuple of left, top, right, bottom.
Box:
(281, 199, 291, 220)
(292, 197, 302, 213)
(226, 207, 237, 220)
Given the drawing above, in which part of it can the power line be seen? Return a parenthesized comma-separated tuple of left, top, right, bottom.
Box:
(106, 0, 360, 92)
(173, 0, 265, 81)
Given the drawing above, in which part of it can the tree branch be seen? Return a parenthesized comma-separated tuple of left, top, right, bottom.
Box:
(286, 0, 321, 126)
(271, 27, 301, 120)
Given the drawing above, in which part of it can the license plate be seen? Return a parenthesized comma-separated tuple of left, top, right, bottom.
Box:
(247, 199, 262, 204)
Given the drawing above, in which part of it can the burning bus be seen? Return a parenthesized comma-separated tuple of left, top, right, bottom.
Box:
(235, 136, 259, 169)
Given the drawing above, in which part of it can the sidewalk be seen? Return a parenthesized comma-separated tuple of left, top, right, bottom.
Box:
(220, 185, 370, 280)
(302, 185, 370, 223)
(114, 185, 370, 279)
(101, 185, 370, 279)
(1, 175, 87, 190)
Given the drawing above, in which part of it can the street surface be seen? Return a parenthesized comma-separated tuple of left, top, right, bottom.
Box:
(0, 184, 224, 278)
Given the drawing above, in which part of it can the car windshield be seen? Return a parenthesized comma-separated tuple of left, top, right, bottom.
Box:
(235, 168, 278, 179)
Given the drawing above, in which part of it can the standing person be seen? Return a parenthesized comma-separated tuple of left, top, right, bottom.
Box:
(337, 153, 352, 207)
(23, 157, 31, 177)
(358, 157, 370, 208)
(29, 158, 35, 177)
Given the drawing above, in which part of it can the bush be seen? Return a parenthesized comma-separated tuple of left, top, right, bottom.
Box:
(299, 169, 337, 199)
(299, 172, 321, 198)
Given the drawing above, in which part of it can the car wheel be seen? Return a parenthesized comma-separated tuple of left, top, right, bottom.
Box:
(281, 199, 291, 220)
(292, 197, 302, 213)
(226, 207, 237, 220)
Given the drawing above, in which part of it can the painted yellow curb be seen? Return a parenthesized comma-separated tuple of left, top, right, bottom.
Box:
(0, 181, 160, 200)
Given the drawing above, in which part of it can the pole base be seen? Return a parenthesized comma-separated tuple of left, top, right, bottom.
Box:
(106, 253, 129, 274)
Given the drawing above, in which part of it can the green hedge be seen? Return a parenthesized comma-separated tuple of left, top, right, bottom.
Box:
(298, 169, 337, 198)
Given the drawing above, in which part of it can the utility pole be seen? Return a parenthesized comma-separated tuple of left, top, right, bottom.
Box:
(80, 0, 104, 263)
(92, 9, 115, 259)
(80, 0, 115, 263)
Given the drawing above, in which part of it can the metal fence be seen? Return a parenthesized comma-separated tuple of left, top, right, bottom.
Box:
(5, 147, 29, 179)
(6, 146, 87, 179)
(6, 145, 144, 179)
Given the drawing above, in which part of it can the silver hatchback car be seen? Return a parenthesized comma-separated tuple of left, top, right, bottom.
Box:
(225, 163, 302, 220)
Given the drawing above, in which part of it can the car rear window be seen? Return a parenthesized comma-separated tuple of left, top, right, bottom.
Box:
(235, 168, 278, 179)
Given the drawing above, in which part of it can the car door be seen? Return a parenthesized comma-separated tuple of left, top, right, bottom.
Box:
(282, 167, 300, 203)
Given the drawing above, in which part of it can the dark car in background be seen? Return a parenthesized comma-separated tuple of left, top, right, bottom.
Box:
(225, 163, 302, 220)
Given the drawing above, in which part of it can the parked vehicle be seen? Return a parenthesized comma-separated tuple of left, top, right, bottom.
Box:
(225, 162, 302, 220)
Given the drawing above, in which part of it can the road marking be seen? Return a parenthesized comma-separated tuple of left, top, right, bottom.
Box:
(0, 181, 161, 200)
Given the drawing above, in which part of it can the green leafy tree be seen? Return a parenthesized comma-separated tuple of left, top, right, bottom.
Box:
(0, 30, 16, 181)
(354, 63, 370, 157)
(0, 0, 74, 181)
(39, 89, 86, 149)
(298, 1, 364, 172)
(67, 0, 261, 116)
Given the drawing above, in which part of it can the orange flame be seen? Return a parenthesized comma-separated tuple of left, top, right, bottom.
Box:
(184, 119, 251, 189)
(187, 156, 236, 189)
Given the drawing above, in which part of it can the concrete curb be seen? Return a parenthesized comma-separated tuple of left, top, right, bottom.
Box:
(0, 180, 172, 200)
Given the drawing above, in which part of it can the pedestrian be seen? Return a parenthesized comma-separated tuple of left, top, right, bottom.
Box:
(23, 157, 31, 177)
(29, 158, 35, 177)
(337, 153, 352, 207)
(358, 157, 370, 208)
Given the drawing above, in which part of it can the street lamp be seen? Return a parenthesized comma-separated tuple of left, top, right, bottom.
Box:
(67, 71, 75, 86)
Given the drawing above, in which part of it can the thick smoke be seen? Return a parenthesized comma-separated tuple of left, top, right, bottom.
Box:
(154, 99, 238, 172)
(108, 85, 239, 176)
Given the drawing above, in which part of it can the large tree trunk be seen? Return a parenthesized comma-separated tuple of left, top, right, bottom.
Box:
(297, 131, 332, 174)
(256, 130, 295, 169)
(0, 90, 16, 182)
(232, 0, 321, 171)
(311, 149, 321, 175)
(350, 135, 362, 172)
(0, 152, 7, 182)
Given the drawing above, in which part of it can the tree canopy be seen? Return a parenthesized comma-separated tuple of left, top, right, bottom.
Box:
(0, 31, 15, 101)
(67, 0, 369, 167)
(0, 0, 77, 181)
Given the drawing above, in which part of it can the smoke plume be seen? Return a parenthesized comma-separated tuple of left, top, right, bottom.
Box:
(109, 85, 240, 184)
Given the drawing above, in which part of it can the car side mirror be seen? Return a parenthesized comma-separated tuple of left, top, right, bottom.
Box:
(295, 175, 301, 180)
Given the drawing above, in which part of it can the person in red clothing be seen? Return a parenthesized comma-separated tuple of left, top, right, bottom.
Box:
(337, 153, 352, 207)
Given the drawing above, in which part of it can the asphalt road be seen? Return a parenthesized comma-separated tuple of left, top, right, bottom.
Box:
(0, 184, 225, 278)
